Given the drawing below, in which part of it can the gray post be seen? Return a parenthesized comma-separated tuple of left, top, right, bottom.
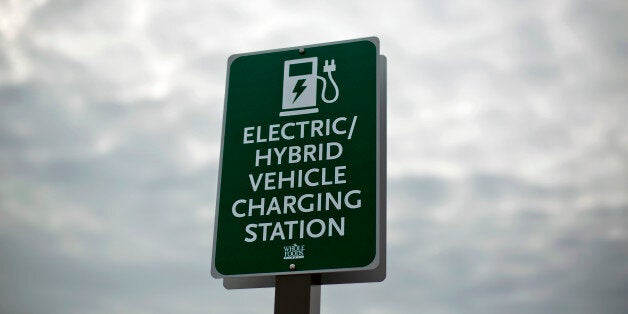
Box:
(274, 274, 321, 314)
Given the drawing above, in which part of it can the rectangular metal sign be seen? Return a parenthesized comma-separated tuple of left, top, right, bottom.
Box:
(212, 37, 384, 278)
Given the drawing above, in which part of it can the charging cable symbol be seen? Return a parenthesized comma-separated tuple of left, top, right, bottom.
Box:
(280, 57, 340, 117)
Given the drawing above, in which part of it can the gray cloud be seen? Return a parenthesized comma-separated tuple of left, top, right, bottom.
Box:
(1, 0, 627, 313)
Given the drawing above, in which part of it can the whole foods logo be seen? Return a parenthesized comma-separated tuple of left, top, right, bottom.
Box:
(283, 244, 305, 260)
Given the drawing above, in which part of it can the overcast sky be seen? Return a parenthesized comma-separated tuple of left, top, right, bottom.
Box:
(1, 0, 627, 313)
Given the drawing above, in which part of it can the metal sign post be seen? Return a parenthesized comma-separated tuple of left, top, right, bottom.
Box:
(274, 275, 320, 314)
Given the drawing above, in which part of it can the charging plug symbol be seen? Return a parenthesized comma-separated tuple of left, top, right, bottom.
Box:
(280, 57, 340, 117)
(319, 59, 339, 103)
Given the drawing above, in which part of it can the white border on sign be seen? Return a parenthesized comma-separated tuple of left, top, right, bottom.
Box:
(212, 37, 383, 279)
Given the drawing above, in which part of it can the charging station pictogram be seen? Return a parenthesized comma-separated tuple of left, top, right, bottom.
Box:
(281, 57, 340, 117)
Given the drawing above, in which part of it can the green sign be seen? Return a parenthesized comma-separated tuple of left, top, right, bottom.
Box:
(212, 37, 383, 277)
